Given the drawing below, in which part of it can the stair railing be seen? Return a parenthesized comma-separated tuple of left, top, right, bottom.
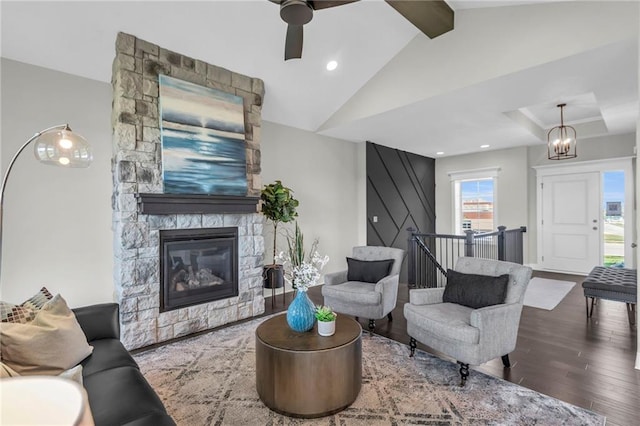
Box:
(407, 226, 526, 288)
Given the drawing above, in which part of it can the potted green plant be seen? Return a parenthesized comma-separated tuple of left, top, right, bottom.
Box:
(261, 180, 299, 290)
(315, 305, 337, 336)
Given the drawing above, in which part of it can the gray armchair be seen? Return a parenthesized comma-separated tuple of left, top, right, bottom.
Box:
(403, 257, 532, 385)
(322, 246, 405, 331)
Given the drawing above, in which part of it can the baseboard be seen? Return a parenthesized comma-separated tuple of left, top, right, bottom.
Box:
(636, 352, 640, 370)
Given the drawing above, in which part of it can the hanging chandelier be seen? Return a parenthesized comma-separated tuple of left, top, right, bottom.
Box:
(547, 103, 577, 160)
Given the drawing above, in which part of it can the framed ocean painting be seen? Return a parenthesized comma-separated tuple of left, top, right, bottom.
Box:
(159, 75, 247, 196)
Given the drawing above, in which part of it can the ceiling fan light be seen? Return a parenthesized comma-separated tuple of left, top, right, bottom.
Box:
(326, 60, 338, 71)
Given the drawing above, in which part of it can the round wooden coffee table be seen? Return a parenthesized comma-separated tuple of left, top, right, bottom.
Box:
(255, 314, 362, 418)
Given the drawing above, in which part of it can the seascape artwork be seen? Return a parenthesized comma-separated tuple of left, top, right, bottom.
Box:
(159, 75, 247, 195)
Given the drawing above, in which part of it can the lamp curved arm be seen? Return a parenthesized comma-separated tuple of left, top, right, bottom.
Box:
(0, 123, 70, 279)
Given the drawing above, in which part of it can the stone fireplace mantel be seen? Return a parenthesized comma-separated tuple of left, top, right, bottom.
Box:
(111, 32, 266, 350)
(136, 193, 260, 215)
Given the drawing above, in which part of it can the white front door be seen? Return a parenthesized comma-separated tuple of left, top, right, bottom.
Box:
(541, 172, 600, 273)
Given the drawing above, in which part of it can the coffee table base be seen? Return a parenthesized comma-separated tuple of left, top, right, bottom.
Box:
(255, 315, 362, 418)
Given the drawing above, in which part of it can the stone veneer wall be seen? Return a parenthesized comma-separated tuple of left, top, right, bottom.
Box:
(111, 32, 265, 350)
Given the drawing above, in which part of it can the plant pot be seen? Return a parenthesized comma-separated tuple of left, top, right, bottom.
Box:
(263, 265, 284, 289)
(317, 319, 336, 337)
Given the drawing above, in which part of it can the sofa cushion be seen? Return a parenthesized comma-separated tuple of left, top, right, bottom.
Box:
(346, 257, 394, 283)
(81, 338, 140, 377)
(443, 269, 509, 309)
(1, 362, 20, 378)
(0, 294, 93, 375)
(1, 287, 53, 324)
(20, 287, 54, 311)
(83, 366, 173, 426)
(322, 281, 381, 305)
(404, 302, 479, 344)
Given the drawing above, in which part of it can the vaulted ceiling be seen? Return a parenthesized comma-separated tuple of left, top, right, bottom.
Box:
(2, 1, 638, 158)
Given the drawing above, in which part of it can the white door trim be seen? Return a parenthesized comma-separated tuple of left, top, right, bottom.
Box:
(534, 157, 635, 270)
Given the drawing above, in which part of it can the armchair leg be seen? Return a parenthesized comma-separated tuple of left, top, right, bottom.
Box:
(387, 312, 393, 321)
(368, 319, 375, 332)
(458, 362, 469, 386)
(409, 337, 416, 357)
(355, 316, 359, 322)
(501, 354, 511, 368)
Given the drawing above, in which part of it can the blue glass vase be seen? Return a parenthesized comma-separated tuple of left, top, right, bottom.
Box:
(286, 290, 316, 332)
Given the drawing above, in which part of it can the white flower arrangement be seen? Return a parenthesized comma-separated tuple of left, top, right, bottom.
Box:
(275, 224, 329, 291)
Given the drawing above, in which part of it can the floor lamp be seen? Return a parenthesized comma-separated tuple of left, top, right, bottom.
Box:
(0, 124, 93, 277)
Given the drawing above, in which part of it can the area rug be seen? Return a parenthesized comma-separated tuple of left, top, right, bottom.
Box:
(134, 315, 604, 425)
(523, 277, 576, 310)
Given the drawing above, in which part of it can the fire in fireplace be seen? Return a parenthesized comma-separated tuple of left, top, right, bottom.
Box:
(160, 227, 238, 312)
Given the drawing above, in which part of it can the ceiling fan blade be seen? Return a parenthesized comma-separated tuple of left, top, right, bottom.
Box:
(309, 0, 359, 11)
(385, 0, 454, 39)
(285, 24, 304, 60)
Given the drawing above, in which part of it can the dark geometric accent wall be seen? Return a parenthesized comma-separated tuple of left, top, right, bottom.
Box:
(366, 142, 436, 282)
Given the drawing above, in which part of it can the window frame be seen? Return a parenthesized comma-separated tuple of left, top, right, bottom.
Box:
(448, 167, 500, 235)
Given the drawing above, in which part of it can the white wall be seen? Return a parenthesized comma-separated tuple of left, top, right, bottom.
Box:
(260, 121, 364, 293)
(435, 135, 636, 266)
(435, 146, 529, 234)
(0, 59, 365, 305)
(0, 58, 114, 306)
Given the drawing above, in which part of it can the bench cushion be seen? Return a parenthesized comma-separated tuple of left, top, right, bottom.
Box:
(582, 267, 637, 297)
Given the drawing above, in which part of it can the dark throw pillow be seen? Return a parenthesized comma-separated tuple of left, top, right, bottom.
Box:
(346, 258, 394, 283)
(442, 269, 509, 309)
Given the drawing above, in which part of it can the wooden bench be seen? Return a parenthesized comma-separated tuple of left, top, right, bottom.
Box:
(582, 266, 636, 325)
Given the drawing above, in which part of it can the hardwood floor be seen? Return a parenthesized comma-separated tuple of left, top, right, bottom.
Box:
(265, 271, 639, 426)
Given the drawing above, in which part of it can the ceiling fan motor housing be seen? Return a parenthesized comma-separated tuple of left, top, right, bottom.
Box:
(280, 0, 313, 25)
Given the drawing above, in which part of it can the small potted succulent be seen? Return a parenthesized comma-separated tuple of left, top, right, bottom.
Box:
(315, 305, 337, 337)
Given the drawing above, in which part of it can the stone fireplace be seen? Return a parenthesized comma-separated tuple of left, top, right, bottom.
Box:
(111, 33, 265, 350)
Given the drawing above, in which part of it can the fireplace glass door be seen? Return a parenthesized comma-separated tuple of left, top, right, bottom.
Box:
(160, 228, 238, 312)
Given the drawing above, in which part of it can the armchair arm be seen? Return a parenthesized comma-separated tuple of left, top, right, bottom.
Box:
(409, 287, 445, 305)
(72, 303, 120, 342)
(470, 303, 522, 354)
(375, 274, 400, 314)
(324, 270, 348, 286)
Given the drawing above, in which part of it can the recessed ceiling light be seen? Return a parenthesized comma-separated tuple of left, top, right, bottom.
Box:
(480, 144, 490, 148)
(436, 151, 444, 155)
(326, 60, 338, 71)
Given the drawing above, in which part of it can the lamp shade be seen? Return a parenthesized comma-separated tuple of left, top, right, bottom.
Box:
(33, 125, 92, 167)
